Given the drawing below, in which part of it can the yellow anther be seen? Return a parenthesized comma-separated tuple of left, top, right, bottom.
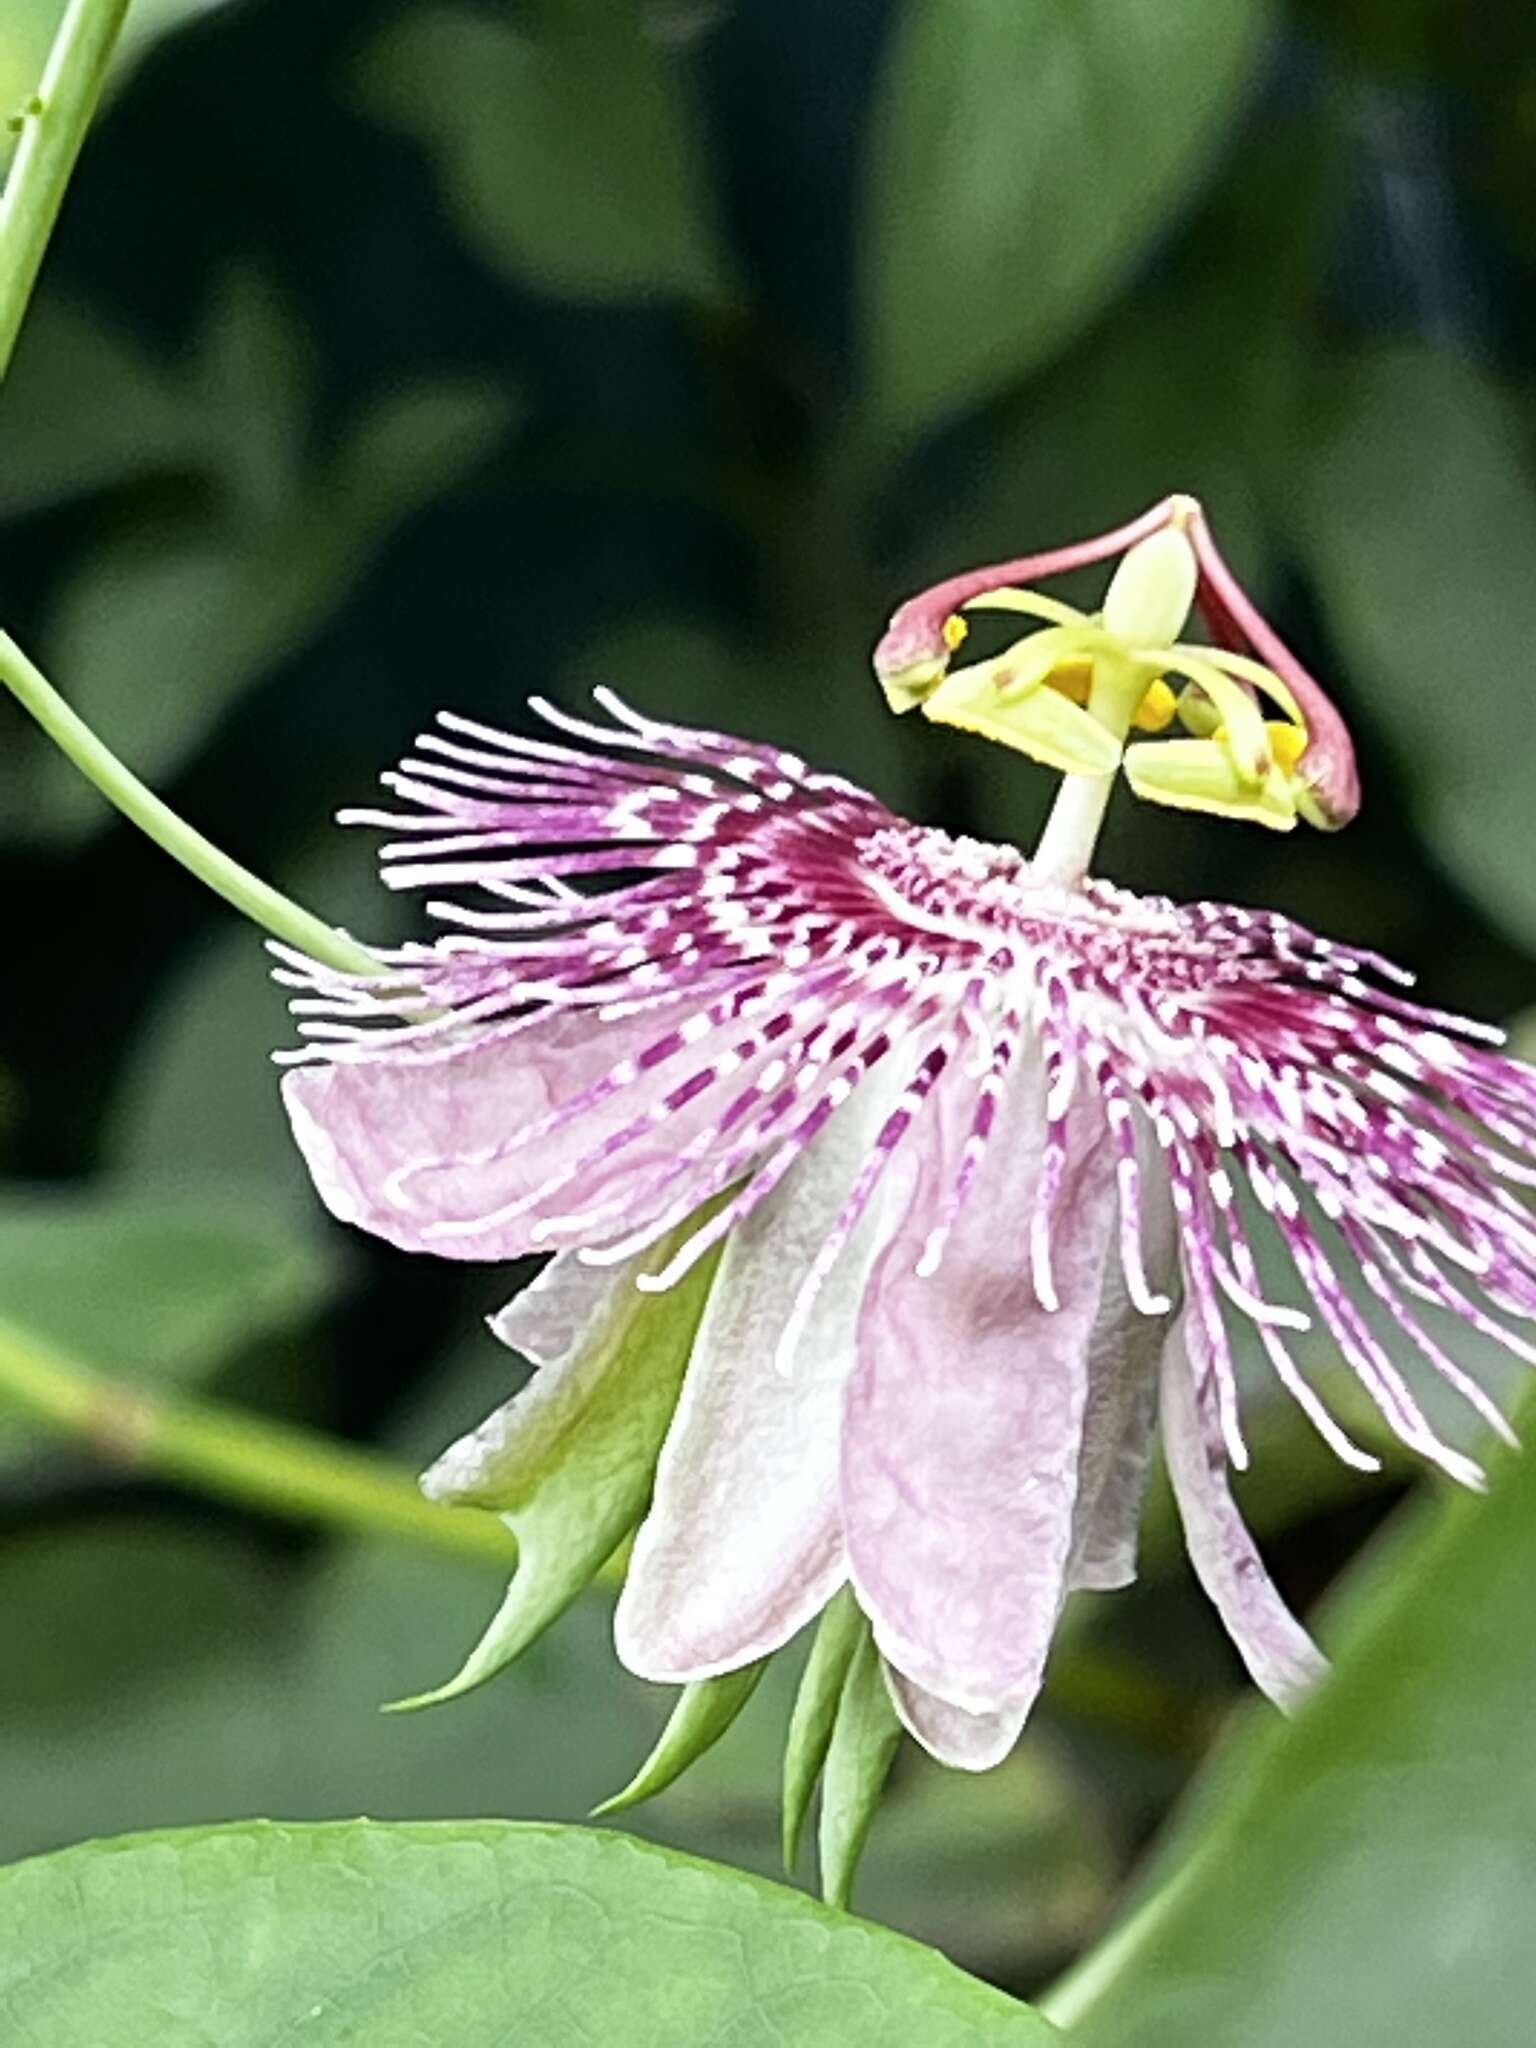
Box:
(1133, 678, 1178, 733)
(942, 614, 969, 653)
(1045, 659, 1093, 706)
(1269, 718, 1307, 773)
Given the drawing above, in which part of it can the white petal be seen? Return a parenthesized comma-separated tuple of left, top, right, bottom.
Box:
(489, 1248, 617, 1367)
(614, 1067, 907, 1682)
(1068, 1158, 1179, 1591)
(1160, 1309, 1328, 1708)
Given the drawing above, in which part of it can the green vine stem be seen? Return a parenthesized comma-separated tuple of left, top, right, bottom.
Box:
(0, 0, 131, 382)
(0, 1315, 519, 1567)
(0, 631, 385, 976)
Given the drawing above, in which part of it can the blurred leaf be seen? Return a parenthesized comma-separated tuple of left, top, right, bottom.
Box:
(862, 0, 1271, 439)
(0, 272, 310, 524)
(0, 1343, 648, 1859)
(192, 268, 312, 530)
(109, 846, 383, 1206)
(859, 1743, 1116, 1972)
(30, 370, 513, 838)
(1065, 1422, 1536, 2045)
(0, 1178, 336, 1457)
(0, 1178, 333, 1385)
(1299, 345, 1536, 947)
(0, 1517, 635, 1858)
(0, 1820, 1057, 2045)
(357, 2, 728, 303)
(0, 298, 203, 516)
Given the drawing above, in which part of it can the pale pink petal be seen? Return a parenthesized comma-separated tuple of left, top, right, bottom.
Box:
(1068, 1169, 1178, 1591)
(843, 1058, 1117, 1717)
(885, 1664, 1028, 1771)
(282, 1007, 706, 1262)
(489, 1248, 617, 1366)
(615, 1072, 906, 1682)
(1160, 1309, 1328, 1708)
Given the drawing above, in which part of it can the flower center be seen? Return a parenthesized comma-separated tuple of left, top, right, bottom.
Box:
(872, 494, 1361, 868)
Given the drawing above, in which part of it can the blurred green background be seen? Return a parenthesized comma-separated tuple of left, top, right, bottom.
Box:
(1, 0, 1534, 2006)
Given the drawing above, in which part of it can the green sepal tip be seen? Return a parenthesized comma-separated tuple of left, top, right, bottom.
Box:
(386, 1229, 723, 1713)
(781, 1587, 866, 1873)
(818, 1628, 903, 1912)
(592, 1663, 766, 1819)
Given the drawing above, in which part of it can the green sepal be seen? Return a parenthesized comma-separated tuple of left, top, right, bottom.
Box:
(781, 1586, 865, 1873)
(818, 1628, 904, 1912)
(592, 1662, 765, 1818)
(387, 1231, 722, 1712)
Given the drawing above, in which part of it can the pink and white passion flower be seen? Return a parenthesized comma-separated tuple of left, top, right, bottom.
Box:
(278, 497, 1536, 1825)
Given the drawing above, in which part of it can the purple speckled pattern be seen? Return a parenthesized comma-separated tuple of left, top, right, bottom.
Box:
(278, 689, 1536, 1755)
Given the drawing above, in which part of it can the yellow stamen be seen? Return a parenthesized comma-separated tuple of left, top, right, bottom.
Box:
(1132, 678, 1177, 732)
(1269, 718, 1307, 772)
(1045, 659, 1093, 706)
(942, 614, 969, 653)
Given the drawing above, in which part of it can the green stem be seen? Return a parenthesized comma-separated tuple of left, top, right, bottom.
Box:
(0, 1315, 519, 1568)
(0, 0, 131, 383)
(0, 631, 383, 976)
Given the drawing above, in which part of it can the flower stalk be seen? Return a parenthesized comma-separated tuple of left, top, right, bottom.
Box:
(0, 630, 384, 977)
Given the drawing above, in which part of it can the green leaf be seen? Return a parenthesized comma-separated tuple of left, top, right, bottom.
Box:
(0, 1835, 1056, 2039)
(0, 1180, 332, 1384)
(862, 0, 1270, 439)
(1060, 1423, 1536, 2044)
(0, 299, 201, 516)
(0, 1179, 336, 1456)
(356, 3, 728, 304)
(31, 349, 514, 840)
(1298, 344, 1536, 947)
(0, 1820, 1058, 2044)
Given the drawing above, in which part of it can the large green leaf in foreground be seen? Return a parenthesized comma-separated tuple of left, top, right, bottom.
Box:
(1063, 1422, 1536, 2047)
(0, 1820, 1055, 2045)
